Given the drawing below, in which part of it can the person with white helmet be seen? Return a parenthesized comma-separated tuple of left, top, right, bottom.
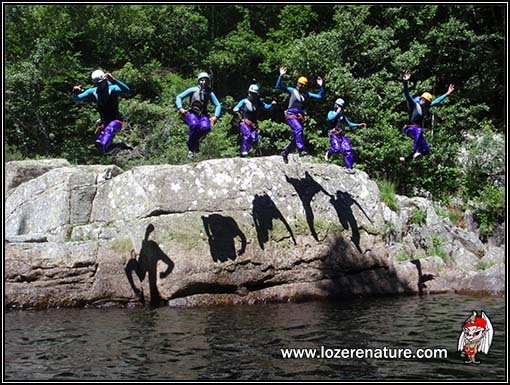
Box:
(400, 70, 455, 162)
(324, 98, 367, 174)
(276, 66, 324, 163)
(72, 69, 132, 155)
(233, 82, 276, 157)
(176, 72, 222, 158)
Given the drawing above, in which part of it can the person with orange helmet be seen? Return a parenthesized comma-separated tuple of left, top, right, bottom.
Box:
(400, 70, 455, 162)
(276, 66, 324, 163)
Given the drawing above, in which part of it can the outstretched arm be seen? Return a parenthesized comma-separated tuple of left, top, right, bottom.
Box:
(344, 115, 367, 128)
(431, 84, 455, 106)
(72, 86, 96, 102)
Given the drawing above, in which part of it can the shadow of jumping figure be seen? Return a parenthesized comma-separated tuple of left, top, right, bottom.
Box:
(125, 224, 174, 307)
(252, 193, 297, 249)
(202, 214, 247, 262)
(328, 191, 372, 253)
(410, 259, 435, 295)
(285, 171, 330, 241)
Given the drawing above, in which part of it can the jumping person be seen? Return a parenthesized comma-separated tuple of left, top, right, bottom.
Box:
(176, 72, 221, 158)
(233, 83, 276, 157)
(324, 98, 367, 174)
(276, 66, 324, 163)
(400, 70, 455, 162)
(72, 69, 132, 155)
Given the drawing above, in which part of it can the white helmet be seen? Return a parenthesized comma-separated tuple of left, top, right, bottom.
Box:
(91, 69, 106, 84)
(335, 98, 345, 107)
(197, 72, 210, 81)
(248, 84, 259, 94)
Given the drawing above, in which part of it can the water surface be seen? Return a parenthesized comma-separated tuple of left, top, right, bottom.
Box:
(4, 294, 506, 381)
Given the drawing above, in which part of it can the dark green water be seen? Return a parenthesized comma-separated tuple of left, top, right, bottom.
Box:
(4, 294, 506, 381)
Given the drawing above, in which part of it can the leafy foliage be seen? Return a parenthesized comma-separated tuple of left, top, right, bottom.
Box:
(4, 4, 505, 231)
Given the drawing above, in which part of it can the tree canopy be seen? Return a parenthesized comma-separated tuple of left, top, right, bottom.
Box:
(4, 4, 506, 211)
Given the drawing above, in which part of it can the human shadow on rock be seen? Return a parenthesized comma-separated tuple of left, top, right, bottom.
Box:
(285, 171, 330, 241)
(252, 193, 296, 249)
(411, 259, 435, 296)
(328, 190, 372, 253)
(125, 224, 174, 307)
(202, 214, 247, 262)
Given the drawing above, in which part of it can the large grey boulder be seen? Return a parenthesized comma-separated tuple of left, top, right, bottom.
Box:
(5, 158, 71, 197)
(4, 157, 504, 309)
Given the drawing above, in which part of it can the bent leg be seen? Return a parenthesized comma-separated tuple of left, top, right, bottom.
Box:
(288, 118, 305, 152)
(340, 136, 354, 169)
(327, 133, 342, 157)
(96, 120, 123, 154)
(195, 116, 211, 152)
(240, 122, 252, 154)
(185, 112, 201, 152)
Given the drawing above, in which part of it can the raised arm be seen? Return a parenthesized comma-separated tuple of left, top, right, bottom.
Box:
(276, 66, 292, 92)
(431, 84, 455, 106)
(307, 76, 324, 100)
(402, 70, 417, 107)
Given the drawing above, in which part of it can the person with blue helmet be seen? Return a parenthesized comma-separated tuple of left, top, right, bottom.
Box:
(276, 66, 324, 163)
(72, 69, 132, 155)
(400, 70, 455, 162)
(176, 72, 222, 158)
(324, 98, 367, 174)
(233, 82, 276, 157)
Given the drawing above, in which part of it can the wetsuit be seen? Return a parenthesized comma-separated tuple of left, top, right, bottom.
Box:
(403, 81, 449, 156)
(233, 97, 273, 155)
(73, 79, 131, 154)
(276, 75, 324, 155)
(326, 110, 363, 169)
(176, 86, 221, 153)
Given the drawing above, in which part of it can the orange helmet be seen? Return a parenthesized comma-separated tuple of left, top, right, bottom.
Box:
(297, 76, 308, 85)
(420, 92, 433, 102)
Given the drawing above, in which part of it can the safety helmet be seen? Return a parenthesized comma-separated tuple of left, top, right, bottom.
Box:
(335, 98, 345, 107)
(420, 92, 433, 102)
(91, 69, 106, 84)
(248, 84, 259, 94)
(297, 76, 308, 85)
(197, 72, 210, 81)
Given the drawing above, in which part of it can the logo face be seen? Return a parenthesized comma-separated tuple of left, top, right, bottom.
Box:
(458, 311, 494, 364)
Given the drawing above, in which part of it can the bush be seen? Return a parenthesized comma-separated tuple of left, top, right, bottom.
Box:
(409, 208, 427, 225)
(378, 179, 398, 211)
(473, 185, 505, 241)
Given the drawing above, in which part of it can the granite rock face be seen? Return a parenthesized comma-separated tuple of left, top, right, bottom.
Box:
(4, 157, 504, 309)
